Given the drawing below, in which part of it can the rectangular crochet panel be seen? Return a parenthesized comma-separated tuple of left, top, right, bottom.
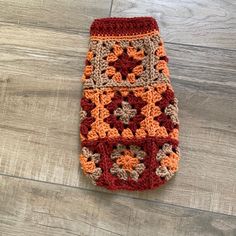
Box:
(79, 17, 180, 191)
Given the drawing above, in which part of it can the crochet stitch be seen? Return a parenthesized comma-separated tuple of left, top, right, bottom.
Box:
(79, 17, 180, 191)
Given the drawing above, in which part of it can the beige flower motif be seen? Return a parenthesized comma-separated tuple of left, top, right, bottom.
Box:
(110, 144, 146, 181)
(156, 166, 174, 181)
(164, 98, 179, 125)
(155, 143, 180, 181)
(80, 147, 102, 184)
(114, 101, 137, 124)
(156, 143, 173, 161)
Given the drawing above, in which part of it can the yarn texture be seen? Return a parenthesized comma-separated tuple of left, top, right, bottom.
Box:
(79, 17, 180, 191)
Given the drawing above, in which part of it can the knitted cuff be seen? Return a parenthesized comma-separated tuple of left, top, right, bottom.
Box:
(79, 17, 180, 191)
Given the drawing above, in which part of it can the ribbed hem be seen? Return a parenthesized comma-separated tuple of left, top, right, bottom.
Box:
(90, 17, 159, 37)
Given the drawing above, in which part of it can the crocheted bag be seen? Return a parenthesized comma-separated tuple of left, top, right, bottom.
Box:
(79, 17, 180, 191)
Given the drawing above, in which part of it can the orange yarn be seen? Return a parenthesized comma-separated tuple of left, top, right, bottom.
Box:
(107, 53, 118, 62)
(156, 45, 166, 57)
(84, 65, 93, 76)
(127, 73, 136, 83)
(90, 30, 160, 41)
(156, 60, 170, 77)
(116, 150, 140, 172)
(113, 72, 122, 82)
(86, 51, 93, 61)
(160, 152, 180, 173)
(80, 155, 96, 174)
(133, 50, 145, 60)
(106, 66, 116, 76)
(133, 65, 143, 76)
(113, 44, 123, 56)
(170, 128, 179, 140)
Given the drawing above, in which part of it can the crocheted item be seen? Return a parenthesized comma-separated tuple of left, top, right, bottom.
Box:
(79, 17, 180, 191)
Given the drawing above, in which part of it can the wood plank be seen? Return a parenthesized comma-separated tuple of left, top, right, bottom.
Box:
(0, 23, 84, 186)
(0, 23, 236, 216)
(111, 0, 236, 49)
(0, 0, 111, 32)
(1, 175, 236, 236)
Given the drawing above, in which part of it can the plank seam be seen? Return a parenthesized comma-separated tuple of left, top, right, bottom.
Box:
(1, 172, 236, 218)
(0, 21, 236, 52)
(109, 0, 114, 16)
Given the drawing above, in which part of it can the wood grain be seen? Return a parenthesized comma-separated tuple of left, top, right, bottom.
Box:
(0, 23, 236, 216)
(1, 175, 236, 236)
(0, 23, 84, 186)
(0, 0, 112, 32)
(111, 0, 236, 49)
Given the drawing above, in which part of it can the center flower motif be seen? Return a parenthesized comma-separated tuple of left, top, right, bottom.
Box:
(116, 150, 139, 172)
(110, 144, 146, 181)
(113, 53, 139, 78)
(105, 44, 144, 83)
(114, 101, 137, 124)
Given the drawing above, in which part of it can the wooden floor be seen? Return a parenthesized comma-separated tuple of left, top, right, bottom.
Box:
(0, 0, 236, 235)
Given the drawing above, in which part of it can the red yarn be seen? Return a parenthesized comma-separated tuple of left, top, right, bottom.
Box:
(110, 51, 141, 78)
(90, 17, 159, 36)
